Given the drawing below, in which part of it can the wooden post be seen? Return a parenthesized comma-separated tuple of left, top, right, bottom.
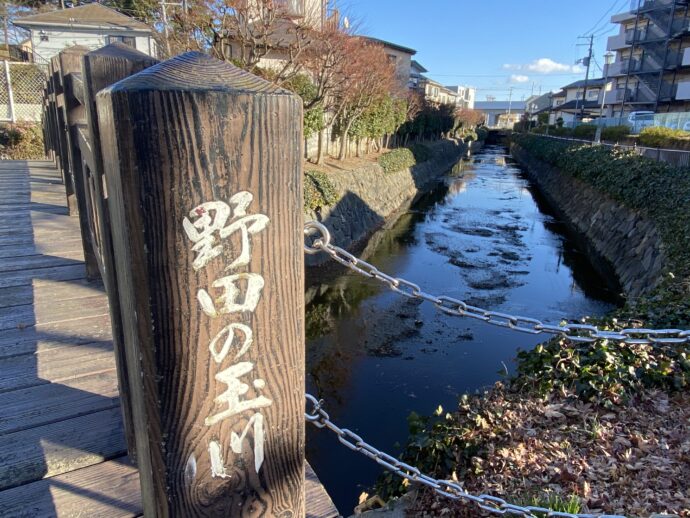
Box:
(49, 56, 70, 196)
(57, 45, 100, 280)
(97, 52, 305, 516)
(81, 42, 159, 464)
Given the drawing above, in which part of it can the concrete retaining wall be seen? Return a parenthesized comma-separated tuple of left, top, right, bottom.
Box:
(511, 143, 667, 298)
(305, 139, 474, 267)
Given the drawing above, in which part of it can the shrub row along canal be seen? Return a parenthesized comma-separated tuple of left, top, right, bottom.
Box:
(305, 145, 619, 514)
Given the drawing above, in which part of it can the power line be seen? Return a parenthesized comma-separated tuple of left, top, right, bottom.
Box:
(583, 0, 628, 36)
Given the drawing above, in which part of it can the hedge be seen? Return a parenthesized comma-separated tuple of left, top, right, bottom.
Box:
(304, 170, 338, 211)
(377, 147, 416, 175)
(638, 126, 690, 148)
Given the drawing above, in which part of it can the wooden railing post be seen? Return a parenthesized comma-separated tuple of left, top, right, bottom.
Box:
(56, 45, 100, 280)
(96, 52, 305, 515)
(80, 42, 160, 464)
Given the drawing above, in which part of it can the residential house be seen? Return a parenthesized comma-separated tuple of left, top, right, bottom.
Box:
(524, 92, 553, 121)
(604, 0, 690, 116)
(13, 4, 156, 63)
(474, 100, 526, 128)
(409, 60, 428, 89)
(362, 36, 416, 89)
(445, 85, 476, 109)
(548, 77, 606, 124)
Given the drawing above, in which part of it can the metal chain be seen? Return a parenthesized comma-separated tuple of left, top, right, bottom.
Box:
(304, 221, 690, 346)
(305, 394, 626, 518)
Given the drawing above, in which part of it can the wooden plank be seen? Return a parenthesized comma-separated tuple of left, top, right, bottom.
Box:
(0, 314, 111, 359)
(0, 457, 141, 518)
(0, 407, 127, 490)
(0, 249, 85, 274)
(0, 264, 85, 289)
(0, 278, 104, 309)
(0, 370, 119, 435)
(0, 238, 83, 260)
(306, 463, 340, 518)
(98, 52, 305, 515)
(0, 294, 109, 331)
(0, 342, 115, 393)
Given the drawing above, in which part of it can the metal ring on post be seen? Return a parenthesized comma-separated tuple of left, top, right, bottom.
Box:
(304, 221, 332, 255)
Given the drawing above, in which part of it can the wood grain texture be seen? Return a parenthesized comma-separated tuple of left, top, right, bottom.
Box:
(0, 457, 142, 518)
(97, 52, 305, 517)
(82, 42, 160, 466)
(57, 45, 100, 280)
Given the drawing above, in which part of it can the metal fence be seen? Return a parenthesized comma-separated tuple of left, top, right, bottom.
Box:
(0, 61, 48, 123)
(536, 134, 690, 168)
(565, 111, 690, 133)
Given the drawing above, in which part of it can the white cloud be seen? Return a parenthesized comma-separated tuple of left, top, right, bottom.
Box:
(510, 74, 529, 83)
(503, 58, 584, 74)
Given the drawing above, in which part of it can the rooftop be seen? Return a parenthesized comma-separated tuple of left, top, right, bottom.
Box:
(362, 36, 416, 55)
(474, 101, 526, 111)
(562, 77, 606, 90)
(14, 4, 152, 33)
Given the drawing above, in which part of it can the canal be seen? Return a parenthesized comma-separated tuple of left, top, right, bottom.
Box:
(305, 145, 618, 514)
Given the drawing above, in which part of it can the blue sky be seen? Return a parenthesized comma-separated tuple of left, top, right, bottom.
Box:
(346, 0, 629, 101)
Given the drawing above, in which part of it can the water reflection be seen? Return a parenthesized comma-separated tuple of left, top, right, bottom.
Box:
(305, 146, 619, 514)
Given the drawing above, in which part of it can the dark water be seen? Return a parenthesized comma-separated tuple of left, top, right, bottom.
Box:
(305, 146, 618, 514)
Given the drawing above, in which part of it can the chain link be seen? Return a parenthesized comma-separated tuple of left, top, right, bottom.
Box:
(304, 221, 690, 346)
(305, 394, 626, 518)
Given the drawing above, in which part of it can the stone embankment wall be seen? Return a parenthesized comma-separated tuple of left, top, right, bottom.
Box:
(511, 143, 667, 298)
(305, 139, 475, 267)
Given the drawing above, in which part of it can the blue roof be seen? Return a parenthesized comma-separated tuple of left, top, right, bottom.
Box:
(474, 101, 526, 111)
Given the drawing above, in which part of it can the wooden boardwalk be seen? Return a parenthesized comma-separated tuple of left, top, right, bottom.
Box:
(0, 160, 339, 517)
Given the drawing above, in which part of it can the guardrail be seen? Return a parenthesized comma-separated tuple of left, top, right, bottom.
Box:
(534, 133, 690, 168)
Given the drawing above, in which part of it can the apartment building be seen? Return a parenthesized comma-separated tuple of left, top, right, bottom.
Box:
(605, 0, 690, 116)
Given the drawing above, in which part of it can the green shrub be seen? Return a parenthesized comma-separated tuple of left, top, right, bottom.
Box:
(572, 124, 597, 140)
(409, 143, 432, 163)
(601, 125, 630, 141)
(378, 148, 416, 175)
(0, 123, 44, 159)
(638, 126, 690, 148)
(550, 126, 573, 137)
(304, 170, 338, 211)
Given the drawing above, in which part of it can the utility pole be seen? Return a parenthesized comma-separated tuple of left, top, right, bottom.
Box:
(160, 0, 186, 57)
(579, 34, 594, 122)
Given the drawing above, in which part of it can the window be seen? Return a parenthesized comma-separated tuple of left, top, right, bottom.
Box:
(39, 31, 49, 42)
(106, 35, 136, 47)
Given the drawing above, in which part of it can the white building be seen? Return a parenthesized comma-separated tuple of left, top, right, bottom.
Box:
(14, 4, 156, 63)
(445, 85, 476, 109)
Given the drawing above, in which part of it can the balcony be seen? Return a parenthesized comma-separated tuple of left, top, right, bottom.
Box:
(626, 24, 668, 44)
(636, 0, 676, 13)
(608, 32, 630, 50)
(676, 80, 690, 99)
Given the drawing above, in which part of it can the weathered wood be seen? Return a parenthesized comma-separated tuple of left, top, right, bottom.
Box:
(82, 43, 159, 465)
(0, 314, 111, 359)
(57, 45, 100, 281)
(97, 52, 305, 516)
(306, 463, 340, 518)
(0, 407, 126, 490)
(69, 71, 85, 106)
(0, 370, 119, 435)
(0, 342, 115, 393)
(0, 456, 142, 518)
